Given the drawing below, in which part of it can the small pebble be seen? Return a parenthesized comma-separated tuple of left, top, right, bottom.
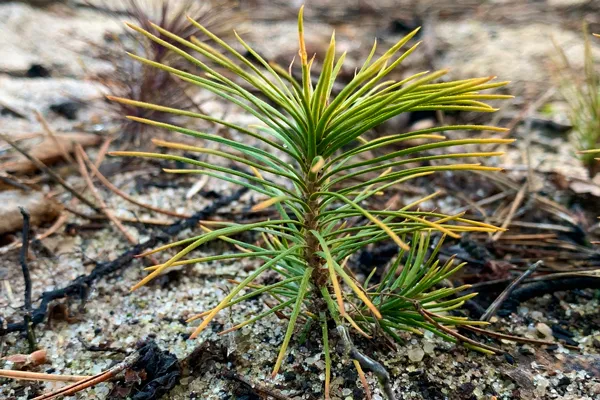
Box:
(407, 347, 425, 362)
(423, 341, 435, 355)
(536, 322, 553, 339)
(519, 345, 535, 356)
(530, 311, 544, 321)
(518, 306, 529, 316)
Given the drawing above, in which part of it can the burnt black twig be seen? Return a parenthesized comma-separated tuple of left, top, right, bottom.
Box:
(18, 207, 37, 352)
(480, 260, 542, 321)
(500, 276, 600, 313)
(0, 188, 246, 336)
(0, 173, 31, 192)
(129, 340, 180, 400)
(463, 298, 487, 318)
(19, 208, 33, 313)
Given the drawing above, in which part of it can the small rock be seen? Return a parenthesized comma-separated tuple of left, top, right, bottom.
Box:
(504, 353, 515, 365)
(423, 341, 435, 355)
(519, 345, 535, 356)
(530, 311, 544, 321)
(408, 347, 425, 362)
(283, 371, 296, 382)
(535, 376, 550, 396)
(536, 323, 553, 340)
(518, 306, 529, 316)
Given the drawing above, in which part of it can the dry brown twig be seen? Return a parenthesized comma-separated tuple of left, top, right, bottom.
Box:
(0, 133, 100, 213)
(0, 370, 90, 383)
(78, 147, 191, 219)
(476, 171, 576, 225)
(463, 326, 557, 348)
(34, 111, 74, 164)
(352, 359, 373, 400)
(491, 183, 527, 241)
(490, 87, 556, 145)
(480, 260, 542, 321)
(31, 350, 141, 400)
(410, 300, 502, 354)
(74, 145, 136, 244)
(223, 371, 294, 400)
(93, 136, 113, 170)
(0, 212, 68, 255)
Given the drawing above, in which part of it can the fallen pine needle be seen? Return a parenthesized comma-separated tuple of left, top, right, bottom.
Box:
(0, 369, 90, 382)
(78, 148, 191, 219)
(75, 145, 136, 244)
(353, 359, 372, 400)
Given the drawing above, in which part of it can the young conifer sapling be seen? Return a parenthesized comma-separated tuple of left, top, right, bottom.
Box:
(110, 7, 512, 398)
(553, 25, 600, 176)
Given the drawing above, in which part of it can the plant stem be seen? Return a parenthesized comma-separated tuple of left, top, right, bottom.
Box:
(320, 287, 396, 400)
(303, 170, 325, 283)
(305, 161, 394, 399)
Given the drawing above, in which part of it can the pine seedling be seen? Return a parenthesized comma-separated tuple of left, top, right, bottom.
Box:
(116, 0, 237, 65)
(553, 24, 600, 176)
(109, 7, 512, 398)
(577, 33, 600, 165)
(90, 0, 237, 145)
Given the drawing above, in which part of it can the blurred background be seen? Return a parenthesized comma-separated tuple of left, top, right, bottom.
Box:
(1, 0, 600, 172)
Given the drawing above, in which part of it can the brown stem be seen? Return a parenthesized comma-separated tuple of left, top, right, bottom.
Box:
(480, 260, 541, 321)
(303, 177, 326, 285)
(410, 300, 502, 354)
(32, 350, 140, 400)
(0, 370, 90, 382)
(305, 165, 392, 397)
